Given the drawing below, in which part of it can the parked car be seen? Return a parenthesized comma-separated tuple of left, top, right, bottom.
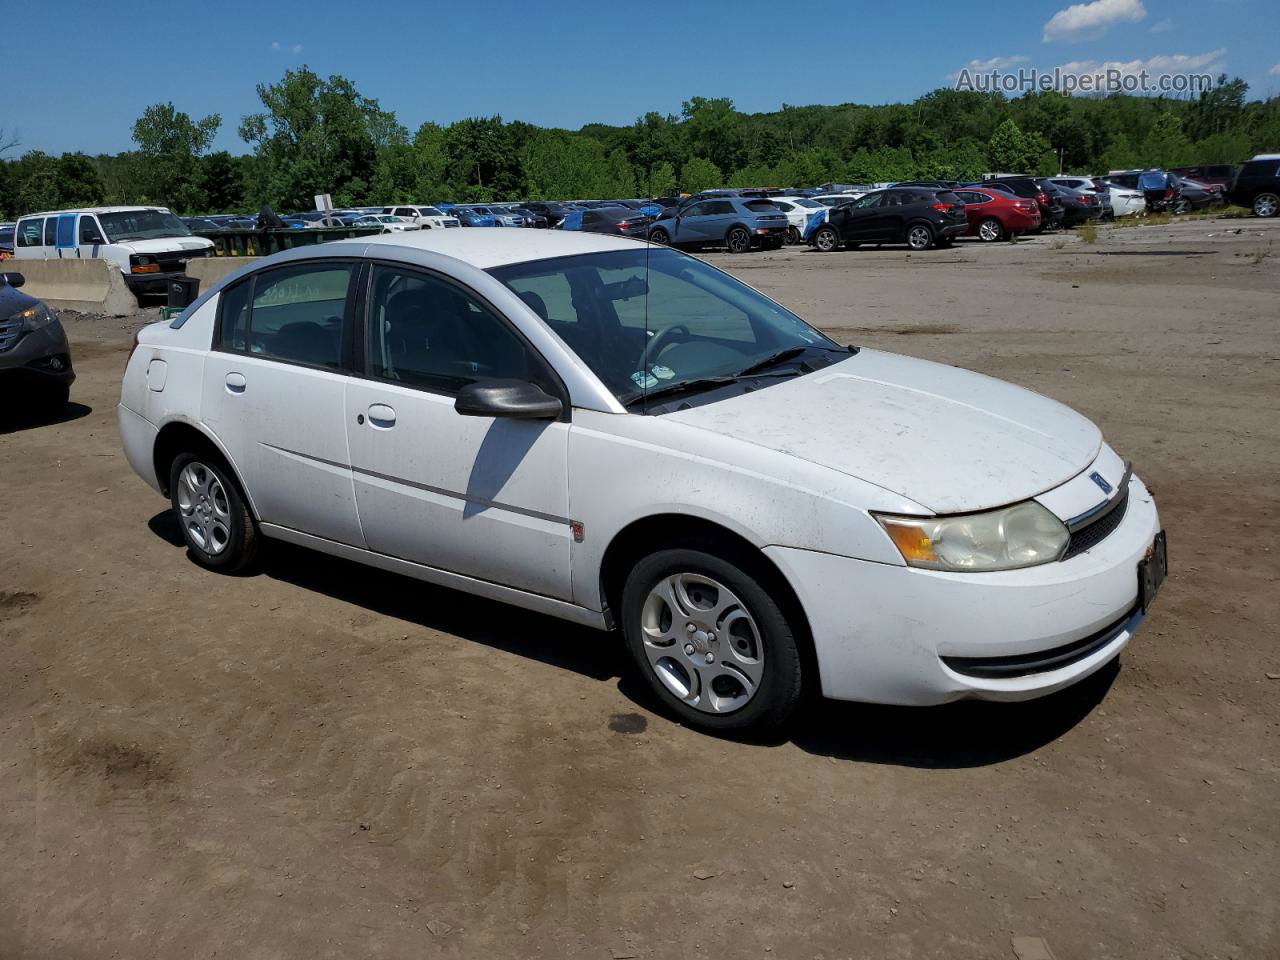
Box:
(0, 271, 74, 410)
(1169, 164, 1237, 188)
(382, 205, 462, 229)
(1225, 155, 1280, 217)
(507, 206, 549, 228)
(1045, 177, 1113, 219)
(1177, 177, 1226, 208)
(647, 198, 789, 252)
(0, 223, 14, 259)
(453, 208, 499, 227)
(521, 201, 572, 228)
(807, 187, 968, 252)
(118, 230, 1165, 733)
(952, 187, 1041, 241)
(468, 206, 523, 227)
(355, 215, 422, 233)
(11, 207, 215, 296)
(768, 196, 827, 244)
(1038, 179, 1104, 226)
(978, 177, 1060, 230)
(1094, 178, 1146, 218)
(560, 207, 653, 237)
(181, 217, 223, 232)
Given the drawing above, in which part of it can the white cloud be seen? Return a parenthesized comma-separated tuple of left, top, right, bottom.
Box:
(271, 40, 281, 50)
(1043, 0, 1146, 43)
(1150, 17, 1172, 33)
(965, 55, 1031, 72)
(290, 43, 304, 54)
(1270, 63, 1280, 76)
(1050, 49, 1226, 92)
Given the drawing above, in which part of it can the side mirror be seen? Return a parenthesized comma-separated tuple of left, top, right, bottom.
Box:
(0, 272, 25, 288)
(455, 379, 562, 420)
(83, 235, 105, 245)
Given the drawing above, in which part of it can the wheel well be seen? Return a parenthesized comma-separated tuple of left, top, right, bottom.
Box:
(599, 514, 818, 679)
(152, 423, 247, 509)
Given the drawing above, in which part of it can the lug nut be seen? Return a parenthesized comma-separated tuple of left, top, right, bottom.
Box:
(704, 652, 715, 664)
(708, 632, 716, 642)
(684, 644, 695, 656)
(686, 623, 696, 633)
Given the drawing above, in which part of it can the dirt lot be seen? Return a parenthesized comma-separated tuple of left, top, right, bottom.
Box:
(2, 217, 1278, 959)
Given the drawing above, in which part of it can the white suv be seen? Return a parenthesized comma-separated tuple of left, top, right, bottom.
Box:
(382, 205, 460, 229)
(119, 231, 1165, 732)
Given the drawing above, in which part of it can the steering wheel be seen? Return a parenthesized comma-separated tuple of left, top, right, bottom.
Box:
(637, 323, 690, 371)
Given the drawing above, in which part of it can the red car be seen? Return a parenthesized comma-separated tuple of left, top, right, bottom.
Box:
(953, 187, 1041, 241)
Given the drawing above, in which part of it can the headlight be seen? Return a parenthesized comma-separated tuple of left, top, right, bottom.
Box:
(875, 501, 1069, 572)
(14, 303, 56, 333)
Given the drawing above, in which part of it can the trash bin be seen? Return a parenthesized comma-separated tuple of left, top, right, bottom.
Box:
(167, 276, 201, 309)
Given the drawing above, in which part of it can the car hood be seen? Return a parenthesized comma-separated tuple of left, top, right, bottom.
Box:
(115, 237, 214, 255)
(666, 349, 1101, 513)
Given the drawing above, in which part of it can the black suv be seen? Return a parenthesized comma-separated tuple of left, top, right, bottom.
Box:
(1225, 157, 1280, 218)
(0, 271, 75, 410)
(807, 188, 967, 252)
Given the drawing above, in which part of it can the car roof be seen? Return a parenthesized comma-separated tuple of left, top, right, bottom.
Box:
(18, 206, 171, 217)
(360, 227, 645, 268)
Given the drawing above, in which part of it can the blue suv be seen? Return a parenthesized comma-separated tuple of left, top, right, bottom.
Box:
(647, 198, 789, 253)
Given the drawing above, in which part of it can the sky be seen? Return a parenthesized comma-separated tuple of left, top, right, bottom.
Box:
(5, 0, 1279, 156)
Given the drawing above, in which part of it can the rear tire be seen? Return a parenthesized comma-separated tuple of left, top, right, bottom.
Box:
(648, 227, 670, 244)
(169, 452, 259, 573)
(726, 226, 752, 254)
(621, 547, 803, 732)
(977, 217, 1004, 242)
(906, 223, 934, 250)
(1252, 192, 1279, 218)
(785, 226, 801, 245)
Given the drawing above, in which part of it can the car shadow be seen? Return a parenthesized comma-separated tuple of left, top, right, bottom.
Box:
(0, 400, 92, 434)
(145, 511, 1114, 766)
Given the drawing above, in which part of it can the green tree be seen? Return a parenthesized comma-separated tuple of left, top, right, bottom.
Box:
(1142, 113, 1193, 168)
(411, 122, 451, 200)
(132, 102, 221, 212)
(0, 161, 17, 219)
(11, 151, 59, 215)
(681, 97, 744, 174)
(986, 119, 1054, 174)
(54, 153, 106, 207)
(644, 160, 677, 198)
(680, 156, 722, 194)
(442, 116, 521, 199)
(239, 67, 396, 210)
(199, 152, 245, 211)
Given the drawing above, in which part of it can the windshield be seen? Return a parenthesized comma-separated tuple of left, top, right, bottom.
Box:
(794, 199, 822, 208)
(421, 207, 444, 216)
(489, 248, 840, 404)
(98, 210, 191, 242)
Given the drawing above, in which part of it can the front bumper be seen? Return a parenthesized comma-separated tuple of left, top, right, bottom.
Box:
(0, 321, 75, 389)
(765, 473, 1162, 706)
(124, 269, 189, 294)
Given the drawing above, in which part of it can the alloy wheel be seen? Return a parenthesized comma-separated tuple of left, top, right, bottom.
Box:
(639, 573, 764, 715)
(1254, 193, 1279, 218)
(177, 461, 231, 556)
(649, 229, 669, 245)
(978, 218, 1003, 242)
(813, 227, 838, 252)
(726, 227, 752, 253)
(907, 225, 933, 250)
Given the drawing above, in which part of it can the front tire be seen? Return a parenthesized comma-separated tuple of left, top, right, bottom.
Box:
(977, 217, 1004, 242)
(648, 227, 670, 245)
(169, 452, 258, 573)
(810, 226, 840, 252)
(622, 547, 803, 732)
(1253, 192, 1279, 218)
(785, 226, 801, 245)
(725, 226, 752, 254)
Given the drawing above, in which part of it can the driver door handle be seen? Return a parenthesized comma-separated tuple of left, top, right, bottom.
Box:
(368, 403, 396, 428)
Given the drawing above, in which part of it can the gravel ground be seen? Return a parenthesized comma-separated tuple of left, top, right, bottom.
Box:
(1, 216, 1277, 959)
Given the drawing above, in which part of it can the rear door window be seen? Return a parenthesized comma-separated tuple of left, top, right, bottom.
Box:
(219, 262, 355, 370)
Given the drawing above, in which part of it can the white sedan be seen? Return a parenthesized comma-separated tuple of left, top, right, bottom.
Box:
(118, 231, 1166, 732)
(767, 196, 827, 244)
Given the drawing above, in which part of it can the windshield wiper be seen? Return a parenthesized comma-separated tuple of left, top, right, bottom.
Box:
(623, 376, 740, 408)
(732, 346, 810, 377)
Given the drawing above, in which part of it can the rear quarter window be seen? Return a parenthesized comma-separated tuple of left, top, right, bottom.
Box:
(17, 219, 44, 247)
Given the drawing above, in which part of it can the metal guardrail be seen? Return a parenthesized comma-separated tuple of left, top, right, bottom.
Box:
(191, 226, 384, 257)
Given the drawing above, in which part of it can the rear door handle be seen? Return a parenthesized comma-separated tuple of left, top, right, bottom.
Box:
(368, 403, 396, 428)
(225, 372, 246, 394)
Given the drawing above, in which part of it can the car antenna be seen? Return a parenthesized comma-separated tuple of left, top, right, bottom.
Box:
(643, 159, 654, 413)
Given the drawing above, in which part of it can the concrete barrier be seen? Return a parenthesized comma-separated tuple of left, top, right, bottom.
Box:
(3, 258, 137, 316)
(187, 257, 258, 289)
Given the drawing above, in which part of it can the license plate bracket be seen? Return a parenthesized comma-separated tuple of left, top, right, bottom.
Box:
(1138, 530, 1168, 612)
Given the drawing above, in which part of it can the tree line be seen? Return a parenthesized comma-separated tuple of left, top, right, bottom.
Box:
(1, 68, 1277, 220)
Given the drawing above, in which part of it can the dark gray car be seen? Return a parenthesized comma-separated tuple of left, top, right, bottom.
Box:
(0, 271, 75, 410)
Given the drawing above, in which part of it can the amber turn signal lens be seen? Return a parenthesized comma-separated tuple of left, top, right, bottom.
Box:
(131, 264, 160, 274)
(881, 522, 939, 565)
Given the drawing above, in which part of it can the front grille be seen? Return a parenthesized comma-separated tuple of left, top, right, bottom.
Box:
(942, 605, 1137, 679)
(1064, 487, 1129, 559)
(0, 318, 21, 352)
